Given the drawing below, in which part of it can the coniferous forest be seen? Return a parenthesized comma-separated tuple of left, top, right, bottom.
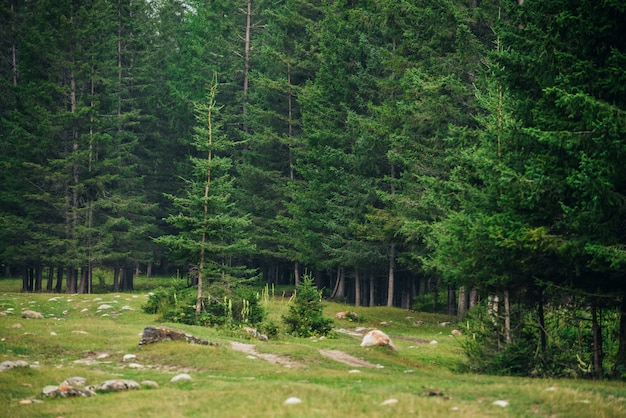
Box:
(1, 0, 626, 378)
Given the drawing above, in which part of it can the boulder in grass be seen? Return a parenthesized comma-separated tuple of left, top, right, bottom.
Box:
(95, 379, 140, 392)
(139, 326, 217, 346)
(42, 385, 95, 398)
(0, 360, 29, 372)
(360, 329, 397, 351)
(170, 374, 192, 383)
(21, 310, 44, 319)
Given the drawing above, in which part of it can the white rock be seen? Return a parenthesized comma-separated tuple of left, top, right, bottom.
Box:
(141, 380, 159, 388)
(492, 400, 509, 407)
(430, 340, 438, 344)
(80, 308, 88, 313)
(97, 304, 114, 310)
(72, 330, 88, 334)
(380, 399, 398, 406)
(121, 305, 133, 311)
(128, 363, 143, 369)
(96, 353, 110, 359)
(348, 369, 361, 374)
(123, 354, 137, 362)
(93, 298, 103, 302)
(50, 332, 57, 336)
(170, 373, 192, 383)
(283, 397, 302, 405)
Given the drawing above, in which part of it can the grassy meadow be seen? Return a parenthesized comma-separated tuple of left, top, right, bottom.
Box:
(0, 277, 624, 417)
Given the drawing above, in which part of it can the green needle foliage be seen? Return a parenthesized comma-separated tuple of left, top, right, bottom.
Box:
(282, 275, 333, 337)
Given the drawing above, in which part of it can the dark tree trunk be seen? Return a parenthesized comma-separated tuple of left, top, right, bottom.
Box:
(55, 266, 63, 293)
(354, 270, 361, 307)
(369, 272, 375, 307)
(591, 303, 604, 379)
(46, 266, 54, 292)
(66, 267, 77, 294)
(613, 293, 626, 377)
(21, 266, 29, 292)
(34, 265, 43, 292)
(113, 268, 120, 292)
(457, 286, 467, 320)
(28, 267, 35, 292)
(538, 292, 547, 357)
(447, 285, 456, 316)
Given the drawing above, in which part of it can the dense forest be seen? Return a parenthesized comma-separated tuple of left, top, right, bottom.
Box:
(1, 0, 625, 378)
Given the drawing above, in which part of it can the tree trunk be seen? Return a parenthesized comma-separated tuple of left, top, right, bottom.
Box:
(21, 267, 29, 292)
(34, 264, 43, 292)
(242, 0, 252, 131)
(387, 243, 395, 307)
(294, 261, 300, 286)
(538, 290, 547, 357)
(469, 287, 479, 308)
(447, 285, 456, 316)
(591, 303, 604, 379)
(503, 289, 511, 344)
(613, 292, 626, 377)
(354, 270, 361, 307)
(55, 266, 63, 293)
(46, 266, 54, 292)
(457, 286, 467, 320)
(113, 268, 120, 292)
(369, 273, 375, 307)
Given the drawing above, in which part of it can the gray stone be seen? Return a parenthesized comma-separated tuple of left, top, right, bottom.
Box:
(21, 310, 44, 319)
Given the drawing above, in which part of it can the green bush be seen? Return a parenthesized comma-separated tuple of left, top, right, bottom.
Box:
(282, 275, 333, 337)
(142, 280, 265, 328)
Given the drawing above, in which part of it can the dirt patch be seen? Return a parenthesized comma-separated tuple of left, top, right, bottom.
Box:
(229, 342, 303, 368)
(319, 349, 378, 368)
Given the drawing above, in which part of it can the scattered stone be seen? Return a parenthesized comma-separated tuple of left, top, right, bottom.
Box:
(123, 354, 137, 362)
(283, 397, 302, 405)
(96, 353, 110, 360)
(413, 320, 424, 326)
(438, 322, 451, 327)
(12, 323, 22, 328)
(121, 305, 133, 311)
(336, 311, 359, 321)
(430, 340, 438, 344)
(50, 331, 57, 336)
(48, 297, 60, 301)
(93, 297, 103, 301)
(21, 310, 44, 319)
(451, 329, 462, 336)
(139, 326, 216, 346)
(80, 308, 88, 313)
(243, 327, 268, 341)
(96, 379, 140, 392)
(545, 387, 557, 392)
(170, 374, 192, 383)
(1, 360, 29, 372)
(492, 400, 509, 407)
(360, 329, 397, 351)
(97, 304, 114, 310)
(61, 376, 88, 387)
(128, 363, 144, 369)
(348, 369, 361, 374)
(42, 385, 96, 398)
(72, 330, 88, 334)
(380, 399, 398, 406)
(141, 380, 159, 389)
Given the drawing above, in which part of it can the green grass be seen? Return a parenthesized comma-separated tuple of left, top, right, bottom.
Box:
(1, 277, 625, 417)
